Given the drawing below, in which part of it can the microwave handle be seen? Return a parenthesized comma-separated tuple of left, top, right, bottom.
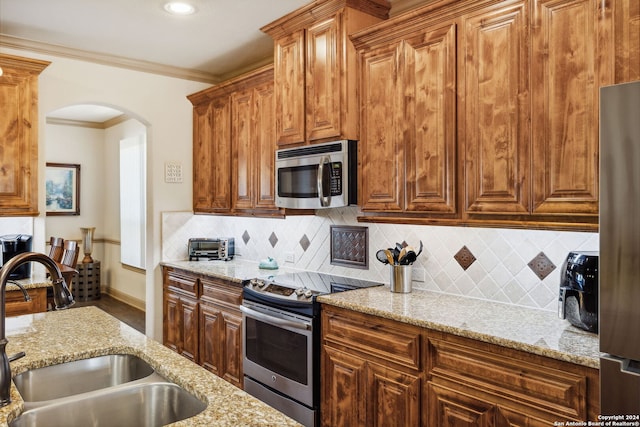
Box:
(317, 155, 331, 207)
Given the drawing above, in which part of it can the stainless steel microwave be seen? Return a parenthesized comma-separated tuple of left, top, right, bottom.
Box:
(275, 140, 357, 209)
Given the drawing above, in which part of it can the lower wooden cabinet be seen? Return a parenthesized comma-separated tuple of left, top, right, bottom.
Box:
(321, 305, 599, 427)
(162, 267, 243, 388)
(5, 287, 47, 317)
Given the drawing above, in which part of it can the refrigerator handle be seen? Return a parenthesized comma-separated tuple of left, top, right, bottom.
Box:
(600, 355, 640, 416)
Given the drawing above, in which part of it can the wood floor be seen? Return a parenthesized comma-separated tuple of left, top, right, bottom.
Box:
(72, 294, 145, 334)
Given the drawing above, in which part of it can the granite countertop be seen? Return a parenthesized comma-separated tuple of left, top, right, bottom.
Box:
(161, 259, 600, 369)
(0, 307, 301, 427)
(5, 277, 50, 292)
(318, 286, 601, 369)
(160, 259, 300, 284)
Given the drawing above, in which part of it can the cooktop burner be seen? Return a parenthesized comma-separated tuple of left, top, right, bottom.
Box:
(243, 271, 383, 309)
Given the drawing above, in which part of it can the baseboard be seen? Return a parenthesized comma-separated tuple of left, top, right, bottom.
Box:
(103, 288, 146, 312)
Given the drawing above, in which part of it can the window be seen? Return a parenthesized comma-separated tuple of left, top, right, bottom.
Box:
(119, 134, 146, 269)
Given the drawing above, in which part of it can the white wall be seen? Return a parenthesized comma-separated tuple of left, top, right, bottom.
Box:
(3, 46, 210, 340)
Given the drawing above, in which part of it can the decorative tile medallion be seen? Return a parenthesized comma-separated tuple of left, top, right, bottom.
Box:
(454, 246, 476, 270)
(330, 225, 368, 269)
(528, 252, 556, 280)
(299, 234, 311, 252)
(242, 230, 250, 245)
(268, 232, 278, 248)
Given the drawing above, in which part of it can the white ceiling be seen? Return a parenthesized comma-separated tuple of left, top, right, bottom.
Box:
(0, 0, 309, 82)
(0, 0, 311, 122)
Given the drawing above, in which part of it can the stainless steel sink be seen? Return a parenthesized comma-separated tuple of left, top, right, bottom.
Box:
(9, 382, 207, 427)
(13, 354, 155, 402)
(10, 354, 207, 426)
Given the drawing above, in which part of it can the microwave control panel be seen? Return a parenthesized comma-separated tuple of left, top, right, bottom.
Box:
(330, 162, 343, 195)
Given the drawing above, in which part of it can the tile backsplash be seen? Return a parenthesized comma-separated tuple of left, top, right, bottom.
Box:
(161, 209, 599, 312)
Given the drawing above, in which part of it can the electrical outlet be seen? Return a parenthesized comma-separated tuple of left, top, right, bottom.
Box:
(285, 252, 295, 263)
(413, 268, 425, 282)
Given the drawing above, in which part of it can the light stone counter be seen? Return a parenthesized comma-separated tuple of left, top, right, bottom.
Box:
(0, 307, 301, 427)
(318, 286, 600, 369)
(160, 259, 301, 284)
(5, 277, 50, 292)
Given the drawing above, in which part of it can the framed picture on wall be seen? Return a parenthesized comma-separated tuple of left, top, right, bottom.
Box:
(45, 163, 80, 216)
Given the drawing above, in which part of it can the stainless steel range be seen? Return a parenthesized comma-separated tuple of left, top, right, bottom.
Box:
(241, 272, 382, 427)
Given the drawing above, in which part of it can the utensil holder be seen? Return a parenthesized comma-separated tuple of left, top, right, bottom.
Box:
(390, 264, 412, 293)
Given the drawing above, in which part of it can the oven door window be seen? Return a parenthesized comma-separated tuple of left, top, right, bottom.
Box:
(245, 316, 308, 384)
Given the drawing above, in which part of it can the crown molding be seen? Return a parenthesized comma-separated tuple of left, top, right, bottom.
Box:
(0, 33, 220, 84)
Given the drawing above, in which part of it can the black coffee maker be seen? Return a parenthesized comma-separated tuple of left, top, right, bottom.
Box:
(558, 251, 598, 333)
(0, 234, 33, 280)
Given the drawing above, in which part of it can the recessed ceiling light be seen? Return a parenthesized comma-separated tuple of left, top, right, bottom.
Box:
(163, 1, 196, 15)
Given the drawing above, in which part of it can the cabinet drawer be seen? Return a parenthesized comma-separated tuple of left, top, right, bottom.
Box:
(323, 307, 422, 371)
(164, 269, 199, 298)
(200, 277, 242, 308)
(428, 336, 593, 420)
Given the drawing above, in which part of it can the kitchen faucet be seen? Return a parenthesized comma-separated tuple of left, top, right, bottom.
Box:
(0, 252, 75, 407)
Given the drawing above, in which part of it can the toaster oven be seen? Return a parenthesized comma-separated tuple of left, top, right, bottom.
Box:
(188, 238, 234, 261)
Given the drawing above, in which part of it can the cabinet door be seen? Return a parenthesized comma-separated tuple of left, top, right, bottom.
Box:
(404, 23, 458, 214)
(462, 1, 530, 216)
(210, 98, 233, 211)
(427, 382, 496, 427)
(5, 288, 47, 317)
(221, 310, 243, 388)
(232, 90, 254, 210)
(179, 296, 199, 363)
(275, 30, 306, 145)
(163, 292, 181, 354)
(614, 0, 640, 83)
(322, 346, 367, 427)
(192, 102, 215, 212)
(0, 56, 47, 216)
(199, 302, 222, 376)
(531, 0, 611, 216)
(306, 16, 341, 142)
(359, 42, 404, 212)
(253, 82, 279, 210)
(366, 362, 422, 427)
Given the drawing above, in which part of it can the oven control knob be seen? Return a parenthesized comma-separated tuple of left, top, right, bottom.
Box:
(295, 288, 305, 296)
(303, 289, 313, 298)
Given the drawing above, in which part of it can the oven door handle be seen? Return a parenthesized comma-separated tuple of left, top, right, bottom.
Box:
(240, 305, 312, 331)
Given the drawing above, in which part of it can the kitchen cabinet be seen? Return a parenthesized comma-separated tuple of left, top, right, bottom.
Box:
(353, 0, 617, 230)
(162, 266, 243, 388)
(0, 54, 49, 216)
(163, 268, 199, 362)
(261, 0, 389, 146)
(199, 276, 243, 388)
(530, 0, 611, 219)
(614, 0, 640, 83)
(188, 65, 280, 216)
(5, 287, 47, 317)
(321, 305, 599, 427)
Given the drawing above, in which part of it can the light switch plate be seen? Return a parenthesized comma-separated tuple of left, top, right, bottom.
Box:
(165, 162, 183, 183)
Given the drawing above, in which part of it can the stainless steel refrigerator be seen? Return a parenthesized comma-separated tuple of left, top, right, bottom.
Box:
(600, 80, 640, 415)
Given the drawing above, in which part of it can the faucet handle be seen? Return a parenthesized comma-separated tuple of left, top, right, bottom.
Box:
(8, 351, 25, 363)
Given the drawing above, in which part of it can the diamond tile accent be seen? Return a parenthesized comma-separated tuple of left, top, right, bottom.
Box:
(299, 234, 311, 251)
(454, 246, 476, 270)
(242, 230, 250, 245)
(527, 252, 556, 280)
(268, 232, 278, 248)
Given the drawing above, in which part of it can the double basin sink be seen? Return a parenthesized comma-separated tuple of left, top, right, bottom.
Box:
(10, 354, 206, 427)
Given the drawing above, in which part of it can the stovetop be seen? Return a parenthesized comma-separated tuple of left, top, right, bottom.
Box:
(242, 271, 383, 310)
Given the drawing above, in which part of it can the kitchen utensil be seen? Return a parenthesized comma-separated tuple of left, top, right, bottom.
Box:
(401, 249, 417, 265)
(391, 247, 400, 264)
(376, 250, 390, 265)
(384, 249, 395, 265)
(398, 247, 408, 265)
(416, 240, 423, 257)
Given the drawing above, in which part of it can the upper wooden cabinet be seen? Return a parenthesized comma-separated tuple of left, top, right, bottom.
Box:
(0, 54, 49, 216)
(353, 0, 619, 230)
(188, 65, 282, 216)
(262, 0, 389, 146)
(614, 0, 640, 83)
